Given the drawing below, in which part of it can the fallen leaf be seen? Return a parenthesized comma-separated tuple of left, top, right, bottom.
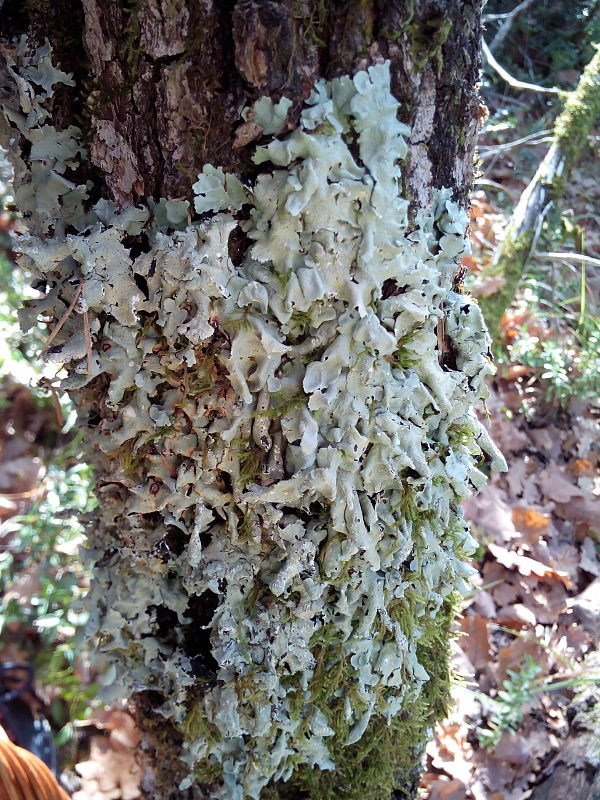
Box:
(429, 722, 474, 785)
(496, 603, 537, 629)
(492, 578, 520, 608)
(538, 468, 585, 504)
(512, 507, 550, 538)
(579, 537, 600, 576)
(463, 485, 519, 543)
(496, 639, 545, 684)
(488, 543, 571, 587)
(460, 612, 491, 670)
(470, 589, 497, 619)
(428, 777, 468, 800)
(566, 459, 594, 477)
(471, 275, 506, 297)
(555, 496, 600, 530)
(493, 732, 532, 765)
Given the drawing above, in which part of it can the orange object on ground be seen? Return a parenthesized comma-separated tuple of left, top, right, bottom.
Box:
(0, 726, 69, 800)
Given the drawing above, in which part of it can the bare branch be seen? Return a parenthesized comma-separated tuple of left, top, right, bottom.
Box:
(534, 252, 600, 268)
(473, 178, 521, 204)
(482, 39, 560, 95)
(488, 0, 536, 52)
(478, 129, 553, 160)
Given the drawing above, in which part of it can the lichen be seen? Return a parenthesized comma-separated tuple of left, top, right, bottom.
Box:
(1, 42, 505, 800)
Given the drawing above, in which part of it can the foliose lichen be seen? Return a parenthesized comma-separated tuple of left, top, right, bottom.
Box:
(0, 40, 505, 800)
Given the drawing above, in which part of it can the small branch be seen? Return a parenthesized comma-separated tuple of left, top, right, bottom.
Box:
(473, 178, 521, 204)
(478, 129, 552, 160)
(489, 0, 536, 53)
(534, 252, 600, 268)
(483, 0, 533, 23)
(83, 309, 92, 374)
(40, 281, 82, 355)
(482, 39, 560, 95)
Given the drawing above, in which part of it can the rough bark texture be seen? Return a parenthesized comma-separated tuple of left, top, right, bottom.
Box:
(0, 3, 488, 800)
(1, 0, 484, 211)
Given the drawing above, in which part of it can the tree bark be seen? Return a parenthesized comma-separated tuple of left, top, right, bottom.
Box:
(0, 3, 499, 800)
(1, 0, 485, 210)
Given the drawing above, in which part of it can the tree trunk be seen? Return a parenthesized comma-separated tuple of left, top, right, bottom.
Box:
(0, 3, 502, 799)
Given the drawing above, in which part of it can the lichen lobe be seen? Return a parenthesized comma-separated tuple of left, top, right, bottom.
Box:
(1, 48, 505, 800)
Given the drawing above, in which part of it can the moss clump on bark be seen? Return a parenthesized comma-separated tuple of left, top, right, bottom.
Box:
(264, 595, 457, 800)
(478, 232, 533, 339)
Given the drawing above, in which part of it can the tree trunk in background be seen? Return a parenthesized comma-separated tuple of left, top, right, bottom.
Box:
(0, 3, 498, 800)
(478, 45, 600, 340)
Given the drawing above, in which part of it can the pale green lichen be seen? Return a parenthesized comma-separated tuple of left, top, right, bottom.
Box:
(1, 43, 506, 800)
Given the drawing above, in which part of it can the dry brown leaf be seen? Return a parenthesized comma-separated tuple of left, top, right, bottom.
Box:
(105, 711, 141, 751)
(524, 581, 568, 624)
(471, 275, 506, 297)
(579, 536, 600, 576)
(488, 543, 571, 587)
(496, 603, 537, 630)
(566, 459, 594, 477)
(73, 709, 141, 800)
(493, 733, 532, 765)
(555, 496, 600, 530)
(512, 507, 550, 538)
(538, 468, 586, 504)
(469, 589, 497, 619)
(492, 578, 520, 608)
(428, 777, 468, 800)
(428, 721, 474, 785)
(460, 612, 491, 670)
(496, 639, 545, 685)
(463, 485, 519, 543)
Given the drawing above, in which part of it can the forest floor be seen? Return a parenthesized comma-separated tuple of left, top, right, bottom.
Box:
(420, 133, 600, 799)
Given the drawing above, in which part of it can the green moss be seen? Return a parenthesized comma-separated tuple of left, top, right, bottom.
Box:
(264, 596, 458, 800)
(447, 422, 473, 447)
(477, 230, 532, 341)
(554, 46, 600, 165)
(120, 0, 144, 68)
(251, 392, 307, 420)
(292, 0, 328, 47)
(478, 48, 600, 342)
(409, 16, 453, 73)
(381, 0, 415, 42)
(235, 439, 266, 487)
(387, 332, 420, 371)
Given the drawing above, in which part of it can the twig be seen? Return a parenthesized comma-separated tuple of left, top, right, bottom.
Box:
(482, 89, 533, 109)
(83, 307, 92, 374)
(38, 377, 65, 428)
(40, 282, 82, 355)
(483, 0, 533, 23)
(482, 39, 560, 95)
(473, 178, 520, 204)
(478, 129, 552, 160)
(489, 0, 536, 52)
(534, 251, 600, 268)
